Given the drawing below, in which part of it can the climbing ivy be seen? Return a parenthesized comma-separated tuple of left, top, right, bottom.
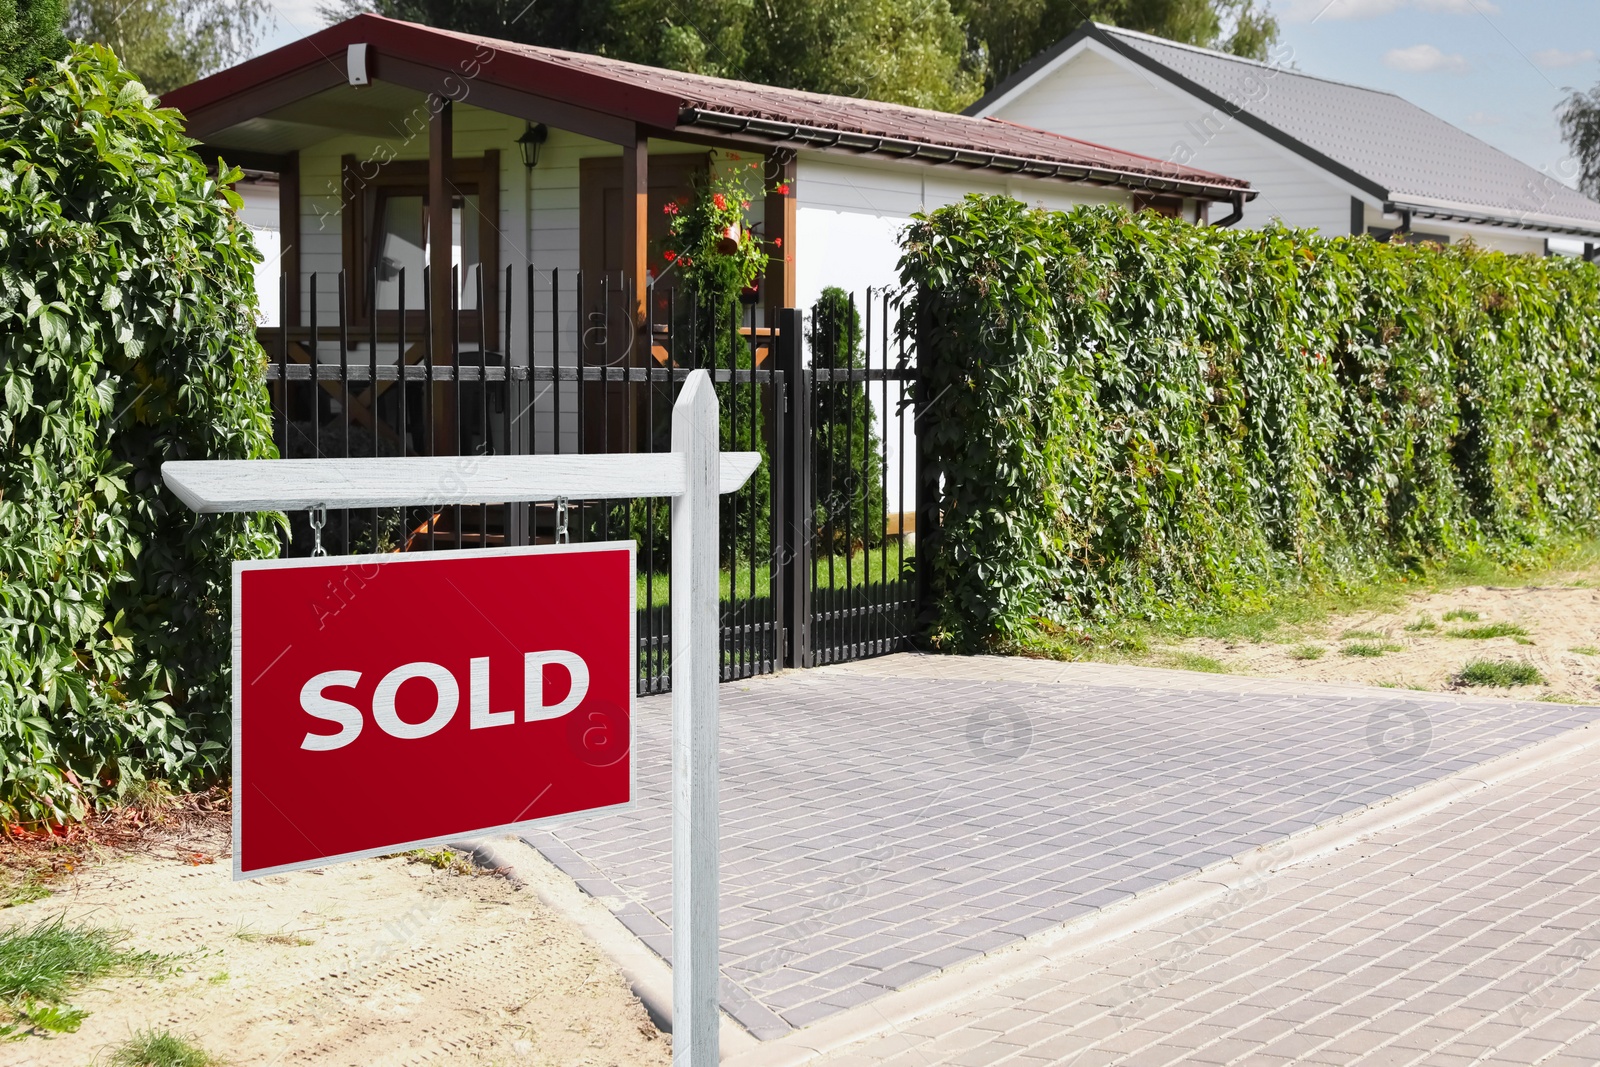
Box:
(0, 45, 278, 823)
(900, 196, 1600, 649)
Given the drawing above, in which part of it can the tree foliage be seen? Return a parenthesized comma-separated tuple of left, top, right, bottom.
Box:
(954, 0, 1278, 90)
(64, 0, 268, 96)
(901, 196, 1600, 649)
(0, 44, 278, 823)
(331, 0, 1273, 113)
(0, 0, 68, 79)
(1559, 82, 1600, 201)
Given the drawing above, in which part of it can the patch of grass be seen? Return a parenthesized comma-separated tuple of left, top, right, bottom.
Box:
(106, 1028, 224, 1067)
(231, 924, 312, 948)
(1457, 659, 1545, 687)
(1340, 628, 1387, 640)
(1343, 641, 1402, 658)
(1539, 694, 1587, 704)
(399, 848, 477, 876)
(0, 871, 51, 909)
(1442, 608, 1481, 622)
(1009, 536, 1600, 668)
(1404, 615, 1438, 632)
(1447, 621, 1530, 639)
(0, 917, 170, 1037)
(1161, 652, 1231, 674)
(1287, 644, 1325, 660)
(207, 972, 229, 985)
(1513, 636, 1536, 646)
(1571, 645, 1599, 656)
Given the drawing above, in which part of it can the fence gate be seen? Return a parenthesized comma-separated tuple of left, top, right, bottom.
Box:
(259, 269, 915, 691)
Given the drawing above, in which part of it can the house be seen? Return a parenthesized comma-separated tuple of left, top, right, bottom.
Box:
(166, 13, 1254, 384)
(966, 22, 1600, 255)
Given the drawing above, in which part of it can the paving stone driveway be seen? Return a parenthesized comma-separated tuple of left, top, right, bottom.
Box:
(522, 656, 1600, 1040)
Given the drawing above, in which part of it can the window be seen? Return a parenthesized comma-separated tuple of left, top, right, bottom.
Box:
(340, 152, 499, 341)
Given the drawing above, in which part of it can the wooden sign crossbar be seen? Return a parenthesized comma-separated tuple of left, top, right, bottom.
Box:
(162, 451, 762, 512)
(161, 370, 742, 1067)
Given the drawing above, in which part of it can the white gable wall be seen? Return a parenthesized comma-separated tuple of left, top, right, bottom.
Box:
(986, 46, 1353, 235)
(982, 43, 1552, 255)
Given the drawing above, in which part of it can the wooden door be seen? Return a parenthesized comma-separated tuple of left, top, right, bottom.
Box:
(579, 153, 705, 452)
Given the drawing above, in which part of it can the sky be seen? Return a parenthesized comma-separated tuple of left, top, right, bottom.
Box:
(253, 0, 1598, 185)
(1267, 0, 1599, 186)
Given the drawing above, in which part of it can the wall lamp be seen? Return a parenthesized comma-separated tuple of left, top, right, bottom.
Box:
(518, 122, 549, 169)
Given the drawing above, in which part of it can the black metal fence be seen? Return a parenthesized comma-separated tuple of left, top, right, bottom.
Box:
(261, 267, 916, 692)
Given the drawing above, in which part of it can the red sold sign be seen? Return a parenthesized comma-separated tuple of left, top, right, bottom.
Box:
(232, 542, 635, 878)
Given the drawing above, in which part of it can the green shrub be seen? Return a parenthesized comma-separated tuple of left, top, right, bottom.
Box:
(0, 45, 277, 823)
(1457, 659, 1544, 687)
(900, 197, 1600, 650)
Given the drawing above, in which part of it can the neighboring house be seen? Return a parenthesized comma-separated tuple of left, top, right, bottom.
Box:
(967, 22, 1600, 255)
(234, 170, 281, 326)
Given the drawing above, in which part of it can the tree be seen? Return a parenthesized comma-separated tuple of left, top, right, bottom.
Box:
(1559, 84, 1600, 201)
(64, 0, 267, 95)
(953, 0, 1279, 93)
(326, 0, 986, 111)
(0, 0, 68, 79)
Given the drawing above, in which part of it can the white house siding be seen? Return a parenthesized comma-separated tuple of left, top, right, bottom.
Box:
(236, 178, 281, 327)
(987, 46, 1354, 236)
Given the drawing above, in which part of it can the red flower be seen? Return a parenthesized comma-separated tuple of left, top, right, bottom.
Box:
(773, 237, 782, 248)
(712, 192, 727, 210)
(729, 152, 741, 160)
(776, 182, 791, 195)
(663, 202, 679, 215)
(663, 249, 677, 262)
(741, 200, 751, 210)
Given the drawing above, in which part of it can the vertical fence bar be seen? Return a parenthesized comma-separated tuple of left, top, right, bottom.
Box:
(879, 290, 890, 652)
(277, 273, 289, 463)
(339, 270, 351, 554)
(424, 265, 436, 552)
(478, 266, 490, 546)
(452, 264, 463, 549)
(776, 307, 808, 669)
(369, 267, 380, 551)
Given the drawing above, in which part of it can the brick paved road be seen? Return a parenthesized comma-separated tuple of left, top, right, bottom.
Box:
(522, 656, 1600, 1040)
(815, 726, 1600, 1066)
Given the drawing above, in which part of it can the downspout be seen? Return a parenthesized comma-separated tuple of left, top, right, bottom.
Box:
(1211, 192, 1245, 228)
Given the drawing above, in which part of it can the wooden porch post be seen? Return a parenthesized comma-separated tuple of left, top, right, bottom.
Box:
(428, 97, 455, 460)
(622, 131, 648, 453)
(279, 151, 300, 328)
(428, 97, 454, 365)
(763, 153, 797, 316)
(621, 131, 649, 356)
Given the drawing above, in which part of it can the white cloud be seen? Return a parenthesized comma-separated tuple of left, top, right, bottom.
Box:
(1382, 44, 1472, 74)
(1531, 48, 1597, 70)
(1281, 0, 1497, 22)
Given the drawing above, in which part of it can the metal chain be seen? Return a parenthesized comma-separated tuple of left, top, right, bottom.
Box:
(309, 506, 327, 557)
(555, 496, 570, 544)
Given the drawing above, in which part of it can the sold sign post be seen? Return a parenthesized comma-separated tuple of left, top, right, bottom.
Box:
(164, 370, 751, 1066)
(233, 542, 634, 878)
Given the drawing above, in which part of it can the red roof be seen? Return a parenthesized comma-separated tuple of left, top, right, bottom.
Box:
(164, 15, 1252, 201)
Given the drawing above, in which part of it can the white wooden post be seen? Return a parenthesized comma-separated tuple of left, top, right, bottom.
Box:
(671, 370, 720, 1065)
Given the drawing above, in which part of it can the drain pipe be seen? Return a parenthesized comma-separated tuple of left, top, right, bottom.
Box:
(1211, 192, 1245, 228)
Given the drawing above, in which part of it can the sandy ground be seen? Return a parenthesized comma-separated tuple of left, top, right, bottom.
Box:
(1164, 577, 1600, 700)
(0, 843, 669, 1067)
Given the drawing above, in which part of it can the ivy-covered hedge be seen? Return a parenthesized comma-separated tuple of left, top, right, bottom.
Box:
(0, 45, 277, 823)
(900, 196, 1600, 649)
